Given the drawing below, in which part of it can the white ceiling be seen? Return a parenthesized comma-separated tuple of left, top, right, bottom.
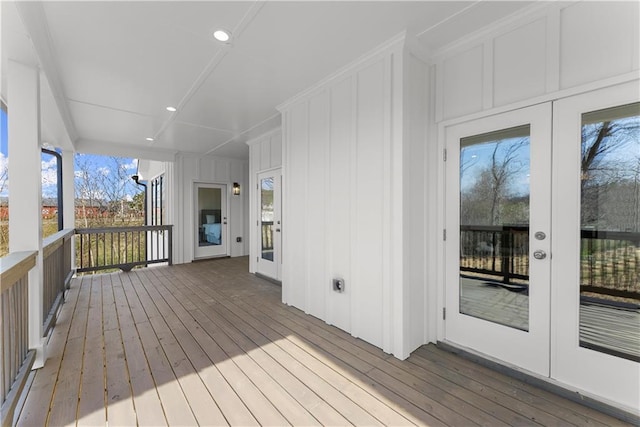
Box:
(1, 1, 533, 161)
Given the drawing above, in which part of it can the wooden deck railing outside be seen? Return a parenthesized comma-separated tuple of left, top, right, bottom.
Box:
(75, 225, 173, 273)
(42, 229, 74, 337)
(0, 251, 37, 427)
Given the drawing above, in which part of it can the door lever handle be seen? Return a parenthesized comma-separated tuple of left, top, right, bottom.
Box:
(533, 250, 547, 260)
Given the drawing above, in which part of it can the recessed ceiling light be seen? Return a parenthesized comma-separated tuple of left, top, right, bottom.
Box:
(213, 29, 231, 42)
(166, 106, 177, 112)
(146, 137, 154, 141)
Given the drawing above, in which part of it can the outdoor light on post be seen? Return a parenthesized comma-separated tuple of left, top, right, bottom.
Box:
(232, 182, 240, 196)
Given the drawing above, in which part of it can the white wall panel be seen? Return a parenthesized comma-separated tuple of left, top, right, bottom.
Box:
(260, 140, 271, 171)
(280, 36, 429, 357)
(560, 1, 639, 90)
(493, 18, 546, 107)
(353, 59, 386, 346)
(306, 91, 329, 319)
(327, 77, 353, 332)
(270, 132, 282, 168)
(442, 46, 483, 119)
(173, 153, 248, 264)
(247, 128, 282, 273)
(285, 101, 309, 309)
(435, 2, 639, 123)
(404, 54, 429, 355)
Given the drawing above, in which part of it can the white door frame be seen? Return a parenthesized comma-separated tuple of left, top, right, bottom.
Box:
(438, 80, 640, 412)
(443, 103, 552, 376)
(193, 182, 229, 259)
(551, 80, 640, 411)
(255, 169, 282, 280)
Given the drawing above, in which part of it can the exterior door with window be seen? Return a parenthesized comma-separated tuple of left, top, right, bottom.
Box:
(194, 183, 228, 259)
(445, 103, 552, 376)
(552, 81, 639, 410)
(256, 170, 281, 280)
(444, 81, 640, 409)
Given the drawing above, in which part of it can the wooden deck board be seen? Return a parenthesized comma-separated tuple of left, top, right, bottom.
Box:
(16, 257, 631, 427)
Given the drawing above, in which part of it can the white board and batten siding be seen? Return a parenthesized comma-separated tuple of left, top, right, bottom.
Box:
(171, 154, 249, 264)
(278, 34, 429, 359)
(247, 129, 282, 274)
(433, 1, 640, 124)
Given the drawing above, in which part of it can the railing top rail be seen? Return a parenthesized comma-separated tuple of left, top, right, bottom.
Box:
(0, 251, 37, 294)
(581, 229, 640, 242)
(75, 225, 173, 234)
(43, 228, 75, 250)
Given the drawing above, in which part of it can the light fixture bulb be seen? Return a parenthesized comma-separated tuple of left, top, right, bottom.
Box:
(146, 137, 154, 141)
(166, 106, 177, 112)
(213, 29, 231, 42)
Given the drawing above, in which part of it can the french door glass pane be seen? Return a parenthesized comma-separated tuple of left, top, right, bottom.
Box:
(580, 102, 640, 361)
(261, 177, 274, 261)
(197, 187, 222, 247)
(459, 125, 531, 331)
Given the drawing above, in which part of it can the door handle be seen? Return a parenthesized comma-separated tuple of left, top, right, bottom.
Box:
(275, 228, 281, 232)
(533, 250, 547, 260)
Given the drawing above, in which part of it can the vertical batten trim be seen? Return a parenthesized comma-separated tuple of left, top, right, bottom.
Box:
(381, 53, 393, 354)
(545, 7, 561, 93)
(303, 100, 311, 314)
(435, 59, 445, 123)
(325, 88, 334, 327)
(350, 71, 360, 339)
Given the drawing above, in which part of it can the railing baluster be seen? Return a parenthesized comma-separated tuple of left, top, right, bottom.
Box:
(74, 225, 173, 273)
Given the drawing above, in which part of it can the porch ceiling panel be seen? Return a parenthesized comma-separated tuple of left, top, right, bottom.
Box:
(68, 100, 165, 145)
(416, 0, 539, 51)
(41, 2, 235, 117)
(3, 1, 536, 159)
(152, 121, 236, 154)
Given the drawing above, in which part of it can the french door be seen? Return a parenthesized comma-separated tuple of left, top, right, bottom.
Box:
(445, 103, 552, 376)
(194, 183, 228, 259)
(445, 81, 640, 409)
(552, 81, 639, 410)
(256, 170, 281, 280)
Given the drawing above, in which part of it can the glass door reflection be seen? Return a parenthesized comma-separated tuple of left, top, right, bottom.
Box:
(459, 125, 531, 331)
(579, 102, 640, 361)
(260, 177, 274, 261)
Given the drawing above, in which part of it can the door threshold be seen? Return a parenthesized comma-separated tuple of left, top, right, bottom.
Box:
(192, 255, 230, 262)
(437, 340, 639, 425)
(254, 272, 281, 286)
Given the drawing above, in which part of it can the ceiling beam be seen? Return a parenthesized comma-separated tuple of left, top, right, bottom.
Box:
(149, 1, 266, 147)
(15, 2, 78, 149)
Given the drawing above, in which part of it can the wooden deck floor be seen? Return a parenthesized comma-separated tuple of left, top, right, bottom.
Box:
(15, 257, 629, 426)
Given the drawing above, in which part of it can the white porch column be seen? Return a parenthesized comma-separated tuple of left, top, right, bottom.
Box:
(61, 150, 75, 271)
(7, 60, 46, 368)
(62, 150, 75, 230)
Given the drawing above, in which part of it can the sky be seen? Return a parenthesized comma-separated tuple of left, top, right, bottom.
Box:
(0, 108, 140, 201)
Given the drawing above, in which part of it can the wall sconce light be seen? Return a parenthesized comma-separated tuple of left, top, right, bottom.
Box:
(232, 182, 240, 196)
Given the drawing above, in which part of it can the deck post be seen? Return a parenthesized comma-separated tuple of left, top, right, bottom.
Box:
(62, 150, 76, 270)
(8, 60, 46, 369)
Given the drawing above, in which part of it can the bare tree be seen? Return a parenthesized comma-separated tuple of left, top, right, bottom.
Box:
(581, 119, 640, 227)
(461, 138, 528, 226)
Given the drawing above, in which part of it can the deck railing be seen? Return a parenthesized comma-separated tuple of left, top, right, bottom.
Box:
(460, 225, 640, 300)
(0, 251, 37, 427)
(42, 229, 74, 336)
(261, 221, 274, 252)
(460, 225, 529, 284)
(75, 225, 172, 273)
